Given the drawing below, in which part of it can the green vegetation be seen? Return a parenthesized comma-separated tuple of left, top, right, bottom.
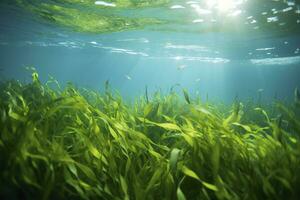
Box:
(2, 0, 299, 35)
(0, 70, 300, 200)
(12, 0, 166, 33)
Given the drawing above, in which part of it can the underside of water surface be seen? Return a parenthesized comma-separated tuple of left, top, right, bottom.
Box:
(1, 0, 300, 200)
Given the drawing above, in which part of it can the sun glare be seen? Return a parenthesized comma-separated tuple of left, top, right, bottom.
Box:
(204, 0, 244, 12)
(217, 0, 236, 12)
(206, 0, 217, 8)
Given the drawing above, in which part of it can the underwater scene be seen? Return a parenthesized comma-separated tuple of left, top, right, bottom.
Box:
(1, 0, 300, 199)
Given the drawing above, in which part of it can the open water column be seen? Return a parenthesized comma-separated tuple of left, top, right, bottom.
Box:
(0, 0, 300, 199)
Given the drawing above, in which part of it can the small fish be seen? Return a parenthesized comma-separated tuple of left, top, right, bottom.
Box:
(195, 78, 201, 82)
(125, 75, 132, 80)
(177, 65, 187, 70)
(257, 88, 264, 93)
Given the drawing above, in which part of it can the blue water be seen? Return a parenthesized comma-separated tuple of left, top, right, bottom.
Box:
(0, 1, 300, 103)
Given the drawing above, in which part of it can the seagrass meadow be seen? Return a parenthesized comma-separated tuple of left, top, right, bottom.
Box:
(0, 71, 300, 200)
(1, 0, 300, 199)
